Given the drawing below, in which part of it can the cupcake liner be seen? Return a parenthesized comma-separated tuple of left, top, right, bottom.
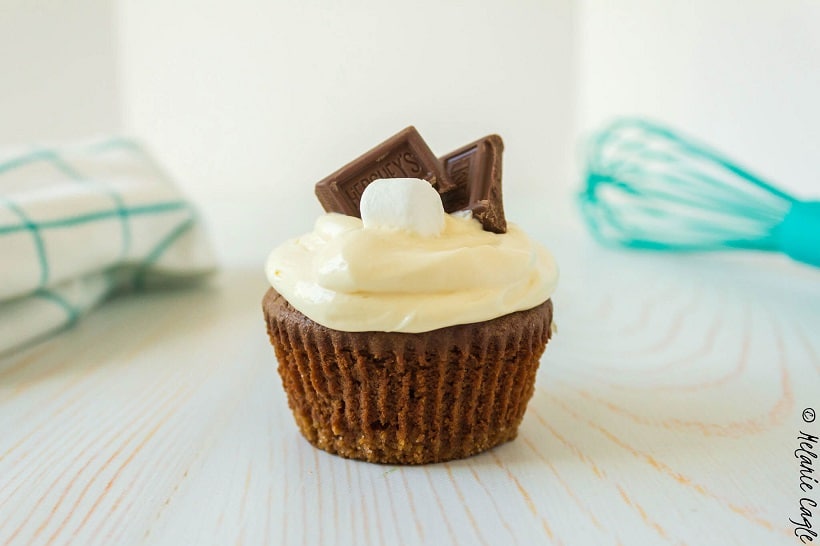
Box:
(263, 288, 552, 465)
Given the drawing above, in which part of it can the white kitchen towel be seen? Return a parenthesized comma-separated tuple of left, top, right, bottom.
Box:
(0, 138, 216, 355)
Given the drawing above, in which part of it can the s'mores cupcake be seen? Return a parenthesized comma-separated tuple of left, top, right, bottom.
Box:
(263, 128, 557, 464)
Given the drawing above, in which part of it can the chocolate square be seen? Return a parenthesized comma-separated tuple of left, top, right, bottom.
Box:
(315, 126, 453, 217)
(439, 134, 506, 233)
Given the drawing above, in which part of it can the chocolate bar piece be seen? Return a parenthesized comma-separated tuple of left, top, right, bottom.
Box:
(439, 135, 506, 233)
(315, 126, 453, 217)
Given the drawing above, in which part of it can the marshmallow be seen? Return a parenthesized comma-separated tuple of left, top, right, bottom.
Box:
(360, 178, 445, 237)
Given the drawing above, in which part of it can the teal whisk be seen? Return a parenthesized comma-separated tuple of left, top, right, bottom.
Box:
(579, 118, 820, 267)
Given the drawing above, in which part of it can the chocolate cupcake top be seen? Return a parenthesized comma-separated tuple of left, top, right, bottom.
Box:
(265, 178, 557, 333)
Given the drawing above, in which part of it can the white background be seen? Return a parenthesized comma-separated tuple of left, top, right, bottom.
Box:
(0, 0, 120, 144)
(2, 0, 819, 265)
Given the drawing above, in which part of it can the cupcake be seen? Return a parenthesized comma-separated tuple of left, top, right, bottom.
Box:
(263, 130, 557, 464)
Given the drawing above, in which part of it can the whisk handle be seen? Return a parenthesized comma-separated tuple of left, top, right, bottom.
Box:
(777, 200, 820, 267)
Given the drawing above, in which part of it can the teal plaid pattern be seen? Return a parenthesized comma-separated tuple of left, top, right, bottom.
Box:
(0, 138, 216, 355)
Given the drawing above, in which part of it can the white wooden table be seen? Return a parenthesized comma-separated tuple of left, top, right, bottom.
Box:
(1, 232, 818, 545)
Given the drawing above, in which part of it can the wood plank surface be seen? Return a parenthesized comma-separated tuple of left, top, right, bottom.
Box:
(1, 235, 818, 545)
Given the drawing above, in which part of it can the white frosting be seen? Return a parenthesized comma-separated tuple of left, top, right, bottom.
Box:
(265, 181, 558, 333)
(360, 178, 445, 236)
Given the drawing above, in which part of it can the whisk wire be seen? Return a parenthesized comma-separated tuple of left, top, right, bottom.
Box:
(580, 118, 799, 254)
(612, 119, 795, 201)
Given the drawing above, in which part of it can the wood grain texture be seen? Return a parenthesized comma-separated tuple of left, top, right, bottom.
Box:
(1, 237, 818, 546)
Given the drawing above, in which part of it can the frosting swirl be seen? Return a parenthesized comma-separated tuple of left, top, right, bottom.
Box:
(265, 212, 558, 333)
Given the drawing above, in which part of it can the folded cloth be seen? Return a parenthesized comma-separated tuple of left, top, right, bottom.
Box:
(0, 138, 216, 355)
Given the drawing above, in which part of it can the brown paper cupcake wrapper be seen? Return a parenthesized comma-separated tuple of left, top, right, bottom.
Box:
(263, 289, 552, 465)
